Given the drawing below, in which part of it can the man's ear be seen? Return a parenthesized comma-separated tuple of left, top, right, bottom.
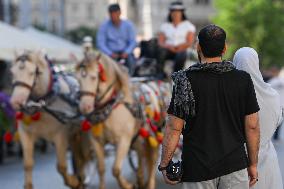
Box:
(222, 44, 227, 55)
(197, 43, 203, 53)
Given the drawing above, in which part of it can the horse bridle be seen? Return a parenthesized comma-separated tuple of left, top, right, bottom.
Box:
(12, 55, 42, 93)
(78, 61, 116, 105)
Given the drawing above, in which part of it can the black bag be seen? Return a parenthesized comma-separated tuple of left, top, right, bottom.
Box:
(166, 160, 183, 182)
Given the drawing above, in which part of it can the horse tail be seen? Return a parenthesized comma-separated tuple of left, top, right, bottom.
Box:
(69, 131, 93, 180)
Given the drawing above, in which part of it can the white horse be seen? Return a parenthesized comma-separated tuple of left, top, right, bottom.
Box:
(76, 52, 168, 189)
(10, 51, 88, 189)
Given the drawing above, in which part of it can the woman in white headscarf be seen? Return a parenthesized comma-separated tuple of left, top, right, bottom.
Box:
(233, 47, 283, 189)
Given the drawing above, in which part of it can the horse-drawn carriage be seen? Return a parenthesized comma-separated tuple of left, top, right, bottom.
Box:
(7, 49, 174, 189)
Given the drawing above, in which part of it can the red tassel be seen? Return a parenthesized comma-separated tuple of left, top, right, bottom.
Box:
(139, 95, 145, 103)
(151, 124, 158, 132)
(31, 112, 41, 121)
(139, 128, 150, 138)
(147, 118, 158, 132)
(16, 112, 24, 120)
(81, 120, 91, 132)
(4, 132, 13, 143)
(154, 111, 161, 122)
(156, 135, 163, 144)
(98, 63, 107, 82)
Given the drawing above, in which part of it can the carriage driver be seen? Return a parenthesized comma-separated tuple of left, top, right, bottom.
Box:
(97, 3, 137, 75)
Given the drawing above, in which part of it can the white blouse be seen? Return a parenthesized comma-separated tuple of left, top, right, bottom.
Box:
(160, 20, 196, 46)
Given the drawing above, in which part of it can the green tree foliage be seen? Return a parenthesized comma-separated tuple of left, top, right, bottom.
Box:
(213, 0, 284, 68)
(65, 26, 97, 48)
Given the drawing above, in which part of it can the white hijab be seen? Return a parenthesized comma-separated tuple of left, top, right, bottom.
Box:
(233, 47, 282, 146)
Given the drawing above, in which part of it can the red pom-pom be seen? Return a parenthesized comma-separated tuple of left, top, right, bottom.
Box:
(4, 132, 13, 143)
(156, 135, 163, 144)
(31, 112, 41, 121)
(150, 124, 158, 133)
(146, 118, 151, 124)
(146, 118, 158, 132)
(139, 128, 149, 138)
(16, 112, 24, 120)
(154, 111, 161, 122)
(139, 95, 145, 103)
(81, 120, 91, 132)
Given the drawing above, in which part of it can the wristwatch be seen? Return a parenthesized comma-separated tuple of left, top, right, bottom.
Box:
(158, 164, 168, 172)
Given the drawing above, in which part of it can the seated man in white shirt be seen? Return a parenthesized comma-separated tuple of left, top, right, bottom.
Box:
(157, 1, 195, 74)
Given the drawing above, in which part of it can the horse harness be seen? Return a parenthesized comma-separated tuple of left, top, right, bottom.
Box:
(78, 61, 140, 125)
(13, 55, 81, 124)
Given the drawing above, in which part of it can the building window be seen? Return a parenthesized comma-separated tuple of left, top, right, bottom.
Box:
(195, 0, 210, 5)
(51, 19, 57, 33)
(87, 3, 93, 20)
(72, 3, 79, 12)
(50, 2, 58, 11)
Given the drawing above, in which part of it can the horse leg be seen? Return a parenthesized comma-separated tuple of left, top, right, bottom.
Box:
(19, 129, 35, 189)
(113, 138, 134, 189)
(137, 151, 146, 189)
(133, 141, 145, 189)
(54, 133, 80, 189)
(145, 144, 159, 189)
(90, 138, 106, 189)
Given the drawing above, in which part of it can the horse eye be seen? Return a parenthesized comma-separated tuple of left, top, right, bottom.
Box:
(91, 76, 97, 80)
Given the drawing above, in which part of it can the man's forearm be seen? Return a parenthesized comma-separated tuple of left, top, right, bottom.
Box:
(245, 114, 260, 166)
(160, 116, 184, 167)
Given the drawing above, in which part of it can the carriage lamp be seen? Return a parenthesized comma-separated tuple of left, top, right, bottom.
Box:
(81, 119, 92, 132)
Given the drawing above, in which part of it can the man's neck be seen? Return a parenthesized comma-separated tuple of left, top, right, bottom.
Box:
(201, 57, 222, 64)
(112, 20, 121, 27)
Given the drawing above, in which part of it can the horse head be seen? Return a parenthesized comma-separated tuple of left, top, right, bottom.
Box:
(76, 51, 103, 114)
(10, 50, 50, 110)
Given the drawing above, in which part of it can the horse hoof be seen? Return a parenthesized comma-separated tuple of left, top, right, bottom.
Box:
(132, 184, 142, 189)
(72, 183, 85, 189)
(66, 175, 80, 188)
(24, 183, 33, 189)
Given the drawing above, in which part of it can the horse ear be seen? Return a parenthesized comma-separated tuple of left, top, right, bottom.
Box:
(35, 49, 48, 67)
(96, 53, 102, 61)
(14, 49, 20, 59)
(70, 53, 79, 63)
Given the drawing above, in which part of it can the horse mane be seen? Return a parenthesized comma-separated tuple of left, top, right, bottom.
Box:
(99, 53, 133, 103)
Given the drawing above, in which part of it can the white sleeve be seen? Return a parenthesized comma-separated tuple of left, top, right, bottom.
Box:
(185, 21, 196, 33)
(160, 23, 168, 34)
